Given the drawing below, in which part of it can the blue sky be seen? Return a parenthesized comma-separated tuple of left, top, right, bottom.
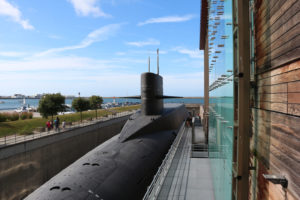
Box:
(0, 0, 203, 97)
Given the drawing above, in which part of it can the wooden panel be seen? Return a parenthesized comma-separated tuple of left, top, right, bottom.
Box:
(257, 35, 300, 67)
(258, 93, 287, 103)
(257, 68, 300, 86)
(272, 111, 300, 139)
(268, 152, 300, 200)
(257, 60, 300, 80)
(288, 59, 300, 71)
(271, 128, 300, 152)
(256, 10, 300, 53)
(251, 108, 300, 199)
(255, 0, 297, 43)
(256, 11, 300, 57)
(251, 1, 300, 198)
(269, 147, 300, 186)
(251, 108, 300, 149)
(255, 0, 287, 33)
(270, 136, 300, 171)
(255, 101, 287, 114)
(257, 84, 287, 94)
(256, 12, 300, 70)
(288, 93, 300, 103)
(288, 81, 300, 92)
(288, 104, 300, 116)
(256, 23, 300, 62)
(258, 46, 300, 72)
(252, 110, 300, 142)
(255, 62, 300, 116)
(267, 181, 298, 200)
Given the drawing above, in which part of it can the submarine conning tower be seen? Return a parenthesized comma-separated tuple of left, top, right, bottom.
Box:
(141, 72, 163, 115)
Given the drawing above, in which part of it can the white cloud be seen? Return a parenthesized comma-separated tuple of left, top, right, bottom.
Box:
(0, 55, 142, 96)
(68, 0, 110, 17)
(0, 52, 204, 96)
(0, 67, 203, 96)
(36, 23, 122, 56)
(0, 0, 34, 30)
(125, 38, 160, 47)
(173, 47, 203, 58)
(0, 71, 141, 97)
(0, 51, 27, 57)
(138, 14, 194, 26)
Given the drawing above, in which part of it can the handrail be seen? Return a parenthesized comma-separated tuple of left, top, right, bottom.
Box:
(143, 122, 186, 200)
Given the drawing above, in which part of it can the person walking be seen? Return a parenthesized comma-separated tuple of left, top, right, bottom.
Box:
(50, 121, 53, 130)
(62, 120, 66, 130)
(55, 117, 60, 131)
(46, 121, 51, 132)
(54, 119, 57, 131)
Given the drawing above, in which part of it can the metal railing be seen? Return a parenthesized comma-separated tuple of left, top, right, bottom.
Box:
(0, 110, 138, 148)
(143, 122, 187, 200)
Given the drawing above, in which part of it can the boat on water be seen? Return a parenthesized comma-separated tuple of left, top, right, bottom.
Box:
(58, 104, 75, 115)
(15, 105, 36, 113)
(0, 101, 4, 104)
(15, 98, 36, 113)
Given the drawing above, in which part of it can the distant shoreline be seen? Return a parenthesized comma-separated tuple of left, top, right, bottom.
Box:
(103, 97, 204, 99)
(0, 97, 75, 99)
(0, 97, 204, 99)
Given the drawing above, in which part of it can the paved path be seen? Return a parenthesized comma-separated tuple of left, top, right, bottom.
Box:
(157, 127, 215, 200)
(0, 111, 135, 147)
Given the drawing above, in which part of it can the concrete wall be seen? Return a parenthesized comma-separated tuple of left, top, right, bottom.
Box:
(0, 116, 129, 200)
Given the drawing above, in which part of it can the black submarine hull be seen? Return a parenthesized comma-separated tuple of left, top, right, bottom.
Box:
(25, 104, 188, 200)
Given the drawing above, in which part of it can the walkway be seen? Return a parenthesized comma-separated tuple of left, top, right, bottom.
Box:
(156, 126, 215, 200)
(0, 110, 136, 147)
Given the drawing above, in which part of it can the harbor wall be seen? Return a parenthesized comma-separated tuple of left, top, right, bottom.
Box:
(0, 116, 129, 200)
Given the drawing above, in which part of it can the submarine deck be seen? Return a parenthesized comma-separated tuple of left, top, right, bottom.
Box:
(145, 125, 215, 200)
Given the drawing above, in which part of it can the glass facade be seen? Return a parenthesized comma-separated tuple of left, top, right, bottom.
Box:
(207, 0, 234, 199)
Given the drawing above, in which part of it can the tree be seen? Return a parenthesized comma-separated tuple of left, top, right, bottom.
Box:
(72, 97, 90, 122)
(38, 93, 65, 120)
(89, 95, 103, 119)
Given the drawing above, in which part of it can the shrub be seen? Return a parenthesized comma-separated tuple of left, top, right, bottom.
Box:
(0, 113, 7, 122)
(20, 112, 28, 120)
(9, 112, 19, 121)
(28, 112, 33, 119)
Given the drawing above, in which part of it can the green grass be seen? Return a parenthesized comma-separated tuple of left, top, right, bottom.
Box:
(0, 105, 140, 137)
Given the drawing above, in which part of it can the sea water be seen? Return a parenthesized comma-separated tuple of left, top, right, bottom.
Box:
(0, 98, 204, 111)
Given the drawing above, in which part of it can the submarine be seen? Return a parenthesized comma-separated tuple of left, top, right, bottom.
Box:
(25, 51, 189, 200)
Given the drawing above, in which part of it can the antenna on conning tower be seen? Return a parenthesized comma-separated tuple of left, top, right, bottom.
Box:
(148, 56, 150, 72)
(157, 48, 159, 75)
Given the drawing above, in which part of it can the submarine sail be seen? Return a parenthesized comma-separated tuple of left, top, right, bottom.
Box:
(25, 62, 188, 200)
